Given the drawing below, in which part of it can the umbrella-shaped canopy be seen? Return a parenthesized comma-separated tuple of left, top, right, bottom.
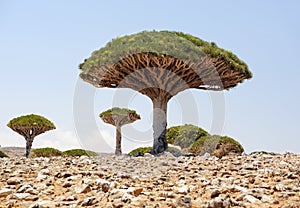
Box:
(79, 31, 252, 155)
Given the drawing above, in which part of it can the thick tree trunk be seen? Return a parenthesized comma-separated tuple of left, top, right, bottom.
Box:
(25, 138, 33, 158)
(115, 125, 122, 155)
(151, 99, 168, 155)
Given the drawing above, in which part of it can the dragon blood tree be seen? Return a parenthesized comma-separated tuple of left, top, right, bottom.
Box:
(7, 114, 56, 158)
(100, 107, 140, 155)
(79, 31, 252, 155)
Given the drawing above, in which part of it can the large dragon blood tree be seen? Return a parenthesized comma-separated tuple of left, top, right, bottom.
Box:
(100, 107, 141, 155)
(79, 31, 252, 155)
(7, 114, 56, 158)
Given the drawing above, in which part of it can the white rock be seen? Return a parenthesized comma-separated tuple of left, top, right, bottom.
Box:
(36, 172, 48, 181)
(96, 178, 110, 186)
(0, 188, 12, 197)
(12, 193, 31, 200)
(231, 184, 248, 193)
(75, 184, 91, 194)
(7, 177, 21, 185)
(176, 185, 189, 194)
(274, 184, 285, 191)
(121, 192, 133, 203)
(17, 184, 33, 193)
(212, 178, 221, 185)
(176, 179, 186, 185)
(82, 177, 94, 185)
(261, 195, 273, 202)
(244, 194, 259, 203)
(144, 153, 154, 158)
(40, 168, 50, 175)
(202, 152, 211, 159)
(36, 183, 47, 191)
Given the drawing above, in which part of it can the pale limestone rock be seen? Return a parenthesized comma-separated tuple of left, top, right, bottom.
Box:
(0, 188, 12, 197)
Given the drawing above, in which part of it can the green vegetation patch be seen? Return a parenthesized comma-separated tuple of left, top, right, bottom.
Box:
(189, 135, 244, 157)
(7, 114, 56, 129)
(62, 149, 99, 157)
(166, 124, 208, 149)
(128, 146, 182, 157)
(128, 147, 152, 156)
(100, 107, 140, 118)
(80, 30, 251, 77)
(0, 150, 9, 158)
(219, 136, 244, 152)
(32, 147, 62, 157)
(189, 135, 222, 155)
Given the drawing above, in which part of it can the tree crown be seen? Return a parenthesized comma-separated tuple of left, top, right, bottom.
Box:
(7, 114, 56, 129)
(100, 107, 140, 119)
(80, 30, 251, 78)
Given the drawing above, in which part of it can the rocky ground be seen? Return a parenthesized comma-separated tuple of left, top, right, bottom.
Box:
(0, 152, 299, 208)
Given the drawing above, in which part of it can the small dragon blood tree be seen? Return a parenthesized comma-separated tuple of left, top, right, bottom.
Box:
(100, 107, 140, 155)
(7, 114, 56, 158)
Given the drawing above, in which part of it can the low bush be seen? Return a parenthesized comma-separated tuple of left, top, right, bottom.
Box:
(128, 146, 182, 157)
(128, 147, 152, 156)
(31, 147, 62, 157)
(166, 124, 208, 149)
(189, 135, 244, 158)
(62, 149, 99, 157)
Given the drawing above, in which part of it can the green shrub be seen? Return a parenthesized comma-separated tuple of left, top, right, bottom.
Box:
(189, 135, 244, 158)
(189, 135, 219, 155)
(32, 147, 62, 157)
(62, 149, 99, 157)
(219, 136, 244, 152)
(128, 146, 182, 157)
(128, 147, 152, 156)
(166, 124, 208, 149)
(0, 150, 9, 158)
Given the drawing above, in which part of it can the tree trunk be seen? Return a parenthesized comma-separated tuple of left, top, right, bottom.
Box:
(25, 138, 33, 158)
(151, 99, 168, 155)
(115, 125, 122, 155)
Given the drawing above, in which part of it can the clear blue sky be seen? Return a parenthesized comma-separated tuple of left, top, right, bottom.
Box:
(1, 0, 299, 153)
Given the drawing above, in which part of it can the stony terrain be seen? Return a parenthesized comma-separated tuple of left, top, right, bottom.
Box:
(0, 152, 299, 208)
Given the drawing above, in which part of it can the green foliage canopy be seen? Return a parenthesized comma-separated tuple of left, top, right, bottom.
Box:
(7, 114, 56, 129)
(189, 135, 244, 155)
(32, 147, 62, 157)
(62, 149, 99, 157)
(100, 107, 140, 118)
(80, 30, 251, 77)
(166, 124, 208, 149)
